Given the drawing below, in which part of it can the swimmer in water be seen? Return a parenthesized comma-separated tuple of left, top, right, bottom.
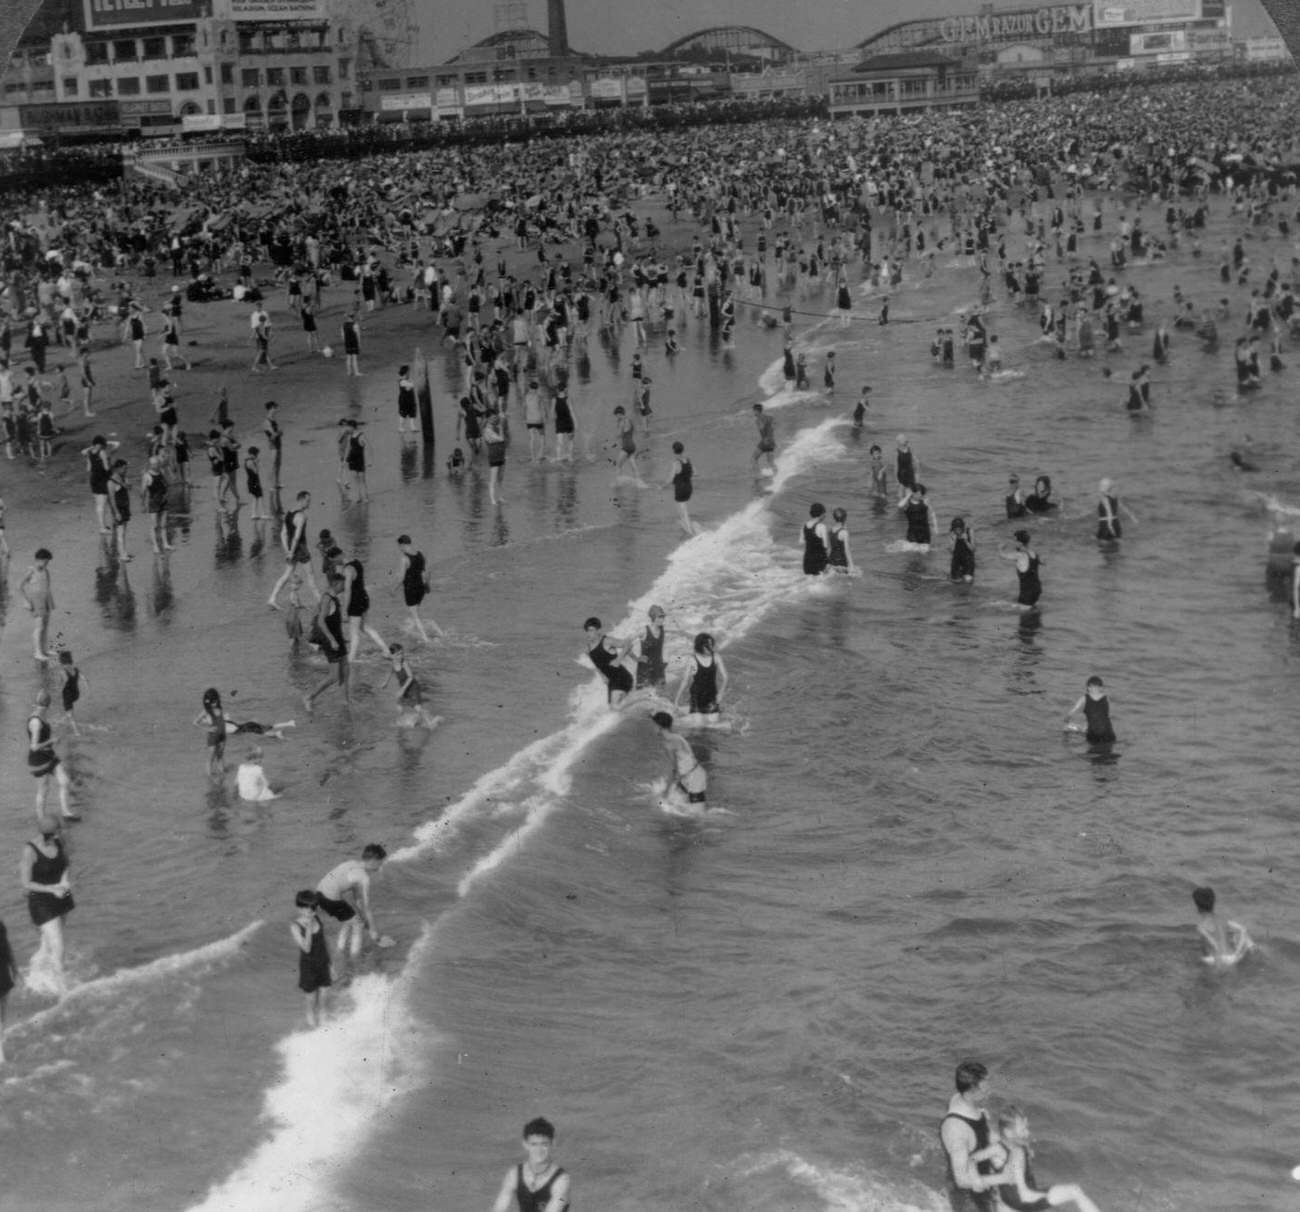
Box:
(868, 445, 888, 498)
(949, 517, 975, 583)
(675, 632, 727, 720)
(1000, 530, 1043, 610)
(853, 385, 871, 430)
(584, 617, 636, 707)
(1063, 676, 1116, 743)
(1192, 885, 1252, 969)
(651, 711, 707, 804)
(991, 1107, 1103, 1212)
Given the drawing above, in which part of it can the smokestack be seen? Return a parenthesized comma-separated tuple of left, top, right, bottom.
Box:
(547, 0, 569, 57)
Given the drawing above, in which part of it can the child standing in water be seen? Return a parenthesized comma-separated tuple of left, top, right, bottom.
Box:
(992, 1107, 1103, 1212)
(948, 517, 975, 583)
(58, 650, 87, 736)
(1063, 676, 1116, 743)
(290, 890, 331, 1028)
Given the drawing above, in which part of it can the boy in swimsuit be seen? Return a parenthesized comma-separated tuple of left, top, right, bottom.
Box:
(315, 844, 387, 980)
(1063, 676, 1116, 744)
(652, 711, 707, 804)
(1192, 886, 1252, 969)
(583, 617, 636, 707)
(489, 1117, 571, 1212)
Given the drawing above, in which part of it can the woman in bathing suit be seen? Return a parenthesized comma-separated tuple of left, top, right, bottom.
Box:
(991, 1107, 1102, 1212)
(676, 632, 728, 718)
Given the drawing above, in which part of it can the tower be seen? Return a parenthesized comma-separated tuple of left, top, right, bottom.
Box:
(547, 0, 569, 57)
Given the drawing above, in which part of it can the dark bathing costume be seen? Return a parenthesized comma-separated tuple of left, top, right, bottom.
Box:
(940, 1110, 997, 1212)
(27, 715, 59, 777)
(402, 550, 427, 607)
(827, 525, 849, 570)
(1083, 694, 1116, 744)
(345, 560, 370, 617)
(297, 912, 333, 994)
(588, 638, 633, 699)
(513, 1165, 567, 1212)
(688, 654, 720, 714)
(636, 625, 666, 688)
(904, 498, 931, 545)
(997, 1155, 1051, 1212)
(1017, 552, 1043, 607)
(672, 456, 693, 503)
(951, 533, 975, 580)
(1097, 493, 1121, 540)
(27, 837, 74, 927)
(802, 519, 828, 575)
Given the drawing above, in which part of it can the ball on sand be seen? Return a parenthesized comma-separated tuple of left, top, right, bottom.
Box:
(321, 345, 334, 358)
(1291, 1164, 1300, 1180)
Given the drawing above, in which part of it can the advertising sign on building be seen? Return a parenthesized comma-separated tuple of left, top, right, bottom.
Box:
(212, 0, 327, 19)
(181, 112, 248, 130)
(1094, 0, 1199, 28)
(1243, 35, 1290, 60)
(1129, 28, 1187, 52)
(939, 3, 1092, 44)
(19, 100, 121, 132)
(84, 0, 208, 31)
(380, 92, 432, 110)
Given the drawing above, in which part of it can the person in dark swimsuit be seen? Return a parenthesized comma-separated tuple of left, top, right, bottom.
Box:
(263, 400, 284, 488)
(489, 1117, 571, 1212)
(949, 516, 976, 582)
(992, 1107, 1103, 1212)
(194, 687, 229, 776)
(290, 890, 332, 1028)
(803, 503, 830, 575)
(827, 506, 855, 573)
(899, 484, 935, 547)
(939, 1059, 1005, 1212)
(635, 605, 667, 689)
(342, 555, 388, 662)
(676, 632, 727, 717)
(305, 572, 350, 710)
(0, 918, 17, 1059)
(58, 649, 87, 736)
(28, 690, 74, 819)
(1005, 474, 1028, 519)
(21, 815, 75, 998)
(269, 491, 319, 609)
(895, 434, 917, 491)
(397, 534, 442, 642)
(1095, 477, 1136, 542)
(668, 441, 695, 536)
(1024, 475, 1058, 515)
(652, 711, 708, 804)
(584, 616, 635, 706)
(1000, 529, 1043, 608)
(1064, 675, 1116, 743)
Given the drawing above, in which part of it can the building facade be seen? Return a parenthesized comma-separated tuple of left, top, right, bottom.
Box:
(1, 0, 367, 140)
(828, 52, 980, 117)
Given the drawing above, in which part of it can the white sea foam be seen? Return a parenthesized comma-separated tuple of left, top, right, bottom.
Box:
(738, 1148, 949, 1212)
(10, 920, 264, 1038)
(201, 405, 852, 1211)
(185, 923, 435, 1212)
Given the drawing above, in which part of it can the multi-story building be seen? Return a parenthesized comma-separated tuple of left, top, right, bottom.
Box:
(0, 0, 373, 141)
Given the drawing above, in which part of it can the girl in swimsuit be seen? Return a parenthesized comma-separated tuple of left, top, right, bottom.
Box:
(991, 1108, 1102, 1212)
(675, 632, 728, 719)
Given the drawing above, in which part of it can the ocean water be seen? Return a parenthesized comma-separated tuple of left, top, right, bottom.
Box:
(0, 191, 1299, 1212)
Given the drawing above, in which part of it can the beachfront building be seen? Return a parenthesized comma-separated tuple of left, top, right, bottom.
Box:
(827, 52, 980, 117)
(0, 0, 371, 143)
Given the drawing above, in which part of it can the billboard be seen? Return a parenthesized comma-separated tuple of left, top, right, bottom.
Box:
(1094, 0, 1199, 28)
(85, 0, 208, 31)
(19, 100, 122, 131)
(380, 92, 431, 110)
(1130, 28, 1187, 52)
(939, 4, 1092, 45)
(212, 0, 326, 19)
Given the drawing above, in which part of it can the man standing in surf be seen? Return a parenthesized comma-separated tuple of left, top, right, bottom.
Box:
(489, 1117, 571, 1212)
(940, 1059, 1007, 1212)
(752, 403, 777, 478)
(315, 844, 388, 981)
